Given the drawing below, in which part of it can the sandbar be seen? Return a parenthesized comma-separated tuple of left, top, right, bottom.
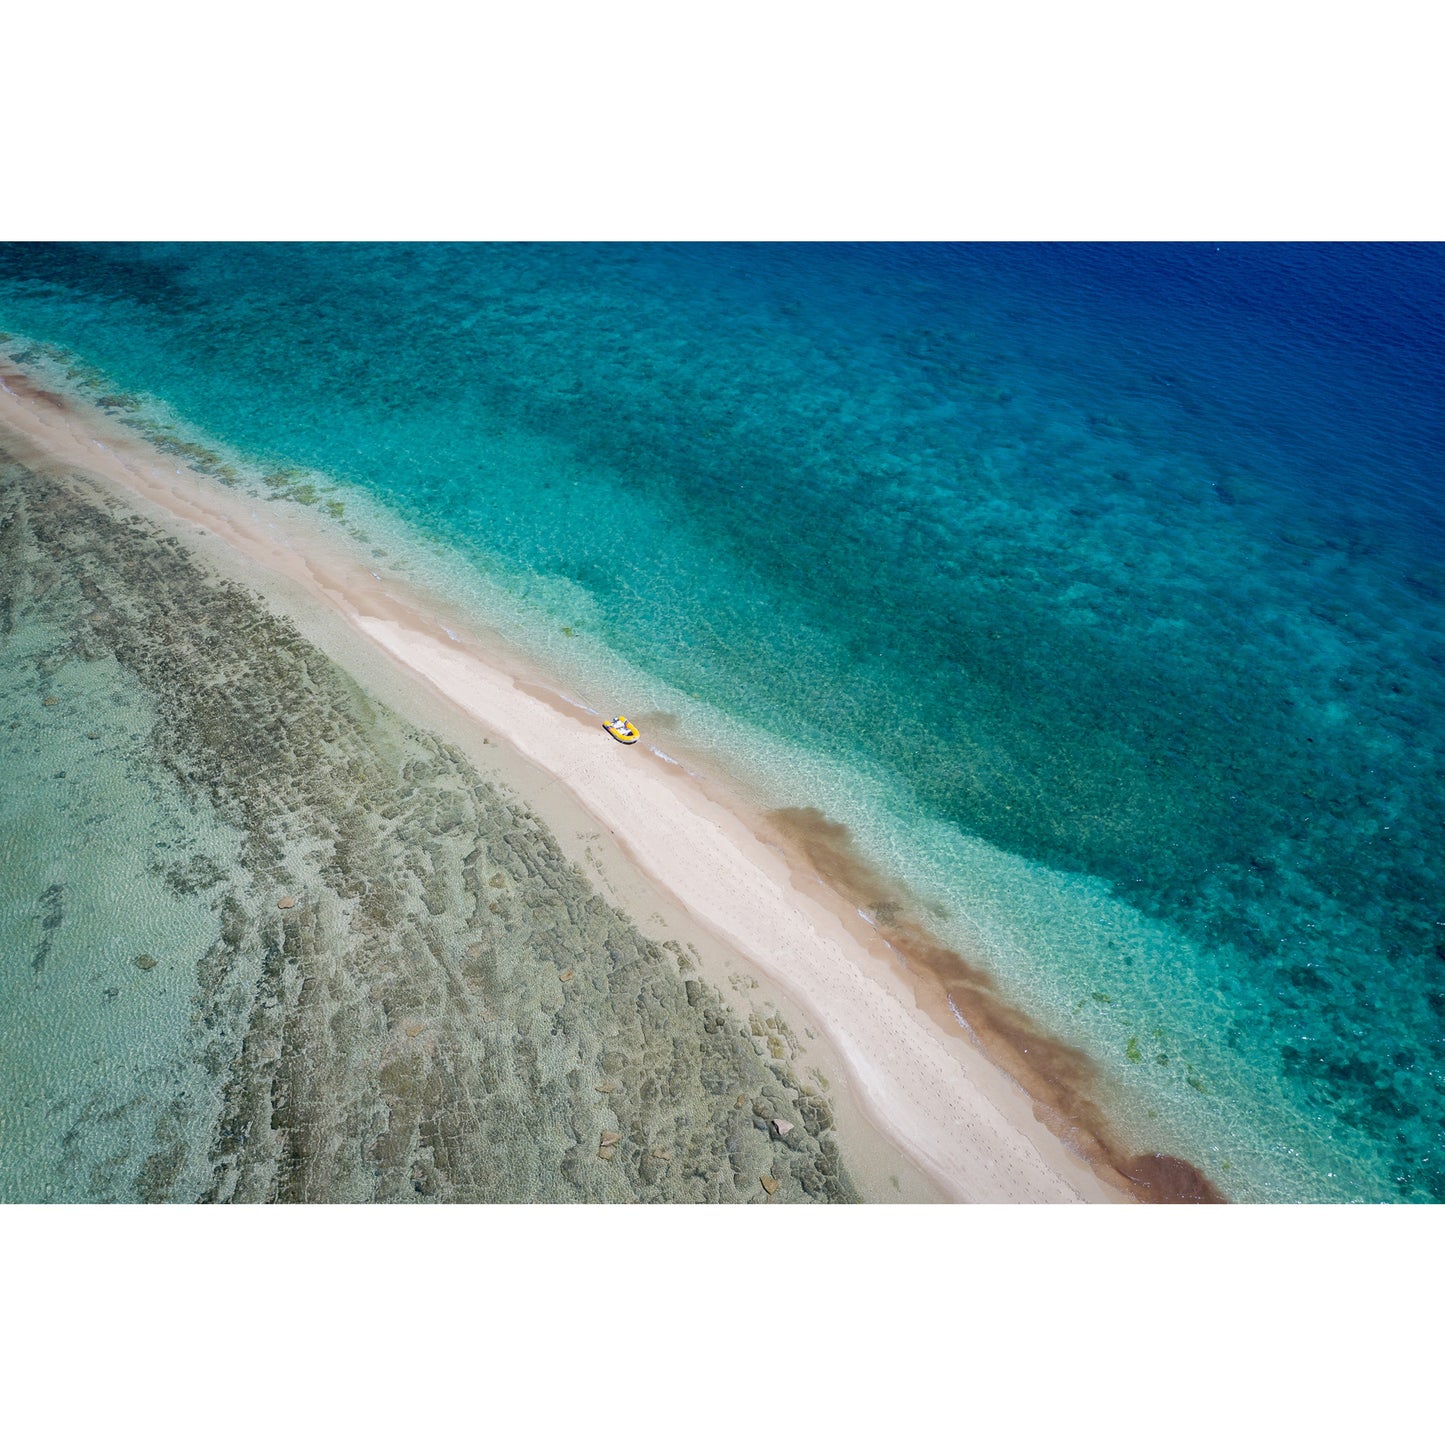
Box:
(0, 355, 1130, 1203)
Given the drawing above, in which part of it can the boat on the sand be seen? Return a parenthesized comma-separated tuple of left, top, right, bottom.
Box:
(604, 714, 640, 744)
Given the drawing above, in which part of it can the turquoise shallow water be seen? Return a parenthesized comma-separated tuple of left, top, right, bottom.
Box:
(2, 242, 1443, 1201)
(0, 599, 247, 1200)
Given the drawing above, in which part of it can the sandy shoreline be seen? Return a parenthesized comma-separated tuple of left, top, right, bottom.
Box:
(0, 356, 1133, 1203)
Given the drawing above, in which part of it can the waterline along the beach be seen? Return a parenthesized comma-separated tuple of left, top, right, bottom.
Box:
(2, 242, 1442, 1203)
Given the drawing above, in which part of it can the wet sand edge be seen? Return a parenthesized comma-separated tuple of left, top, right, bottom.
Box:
(762, 808, 1224, 1203)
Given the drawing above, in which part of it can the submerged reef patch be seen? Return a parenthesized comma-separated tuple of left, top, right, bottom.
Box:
(0, 452, 855, 1203)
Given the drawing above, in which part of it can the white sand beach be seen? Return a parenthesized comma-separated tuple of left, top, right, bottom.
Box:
(0, 357, 1127, 1203)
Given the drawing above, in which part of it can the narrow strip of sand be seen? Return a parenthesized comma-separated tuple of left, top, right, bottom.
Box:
(0, 358, 1124, 1203)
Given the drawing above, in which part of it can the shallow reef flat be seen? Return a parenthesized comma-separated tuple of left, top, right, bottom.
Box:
(0, 452, 856, 1203)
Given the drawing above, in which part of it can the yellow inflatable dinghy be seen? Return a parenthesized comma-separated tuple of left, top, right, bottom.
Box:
(604, 714, 640, 744)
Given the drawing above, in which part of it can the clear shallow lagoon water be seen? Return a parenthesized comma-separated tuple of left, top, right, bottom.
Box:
(2, 242, 1443, 1202)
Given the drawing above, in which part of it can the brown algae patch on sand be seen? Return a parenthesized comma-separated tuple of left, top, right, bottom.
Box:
(0, 452, 856, 1202)
(765, 806, 1224, 1203)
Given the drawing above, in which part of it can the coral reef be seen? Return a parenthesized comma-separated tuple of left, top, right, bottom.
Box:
(0, 453, 855, 1202)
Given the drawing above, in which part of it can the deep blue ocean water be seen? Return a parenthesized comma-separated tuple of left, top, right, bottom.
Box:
(2, 242, 1442, 1201)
